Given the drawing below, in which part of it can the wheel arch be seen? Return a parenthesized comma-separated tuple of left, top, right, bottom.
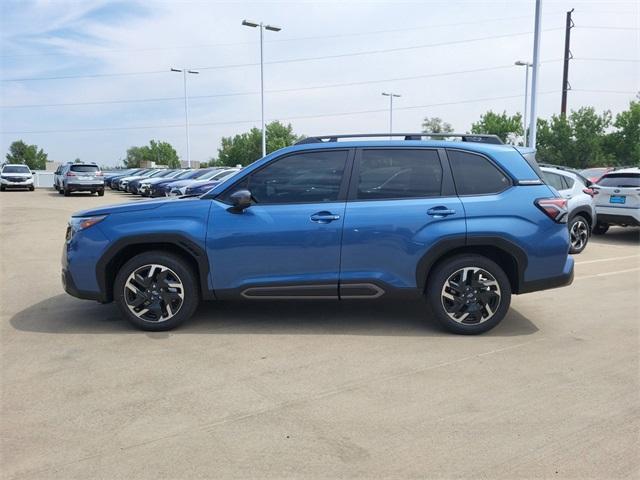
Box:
(416, 236, 527, 294)
(96, 234, 212, 303)
(569, 206, 593, 229)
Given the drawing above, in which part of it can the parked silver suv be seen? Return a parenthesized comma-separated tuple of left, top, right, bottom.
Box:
(541, 165, 596, 254)
(56, 163, 105, 196)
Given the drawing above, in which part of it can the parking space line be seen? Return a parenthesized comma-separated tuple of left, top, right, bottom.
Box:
(576, 255, 640, 265)
(575, 267, 640, 280)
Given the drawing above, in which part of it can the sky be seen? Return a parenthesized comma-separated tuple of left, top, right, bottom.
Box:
(1, 0, 638, 166)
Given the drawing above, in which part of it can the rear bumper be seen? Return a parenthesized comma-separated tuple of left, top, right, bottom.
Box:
(518, 256, 574, 294)
(595, 206, 640, 227)
(66, 183, 104, 191)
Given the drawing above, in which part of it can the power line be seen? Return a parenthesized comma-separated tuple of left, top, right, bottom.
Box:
(1, 28, 563, 82)
(2, 91, 559, 135)
(2, 63, 529, 109)
(0, 11, 569, 59)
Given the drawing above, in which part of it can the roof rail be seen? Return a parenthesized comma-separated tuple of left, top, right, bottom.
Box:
(295, 133, 504, 146)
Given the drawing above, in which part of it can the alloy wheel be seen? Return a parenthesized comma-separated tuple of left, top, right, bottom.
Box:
(570, 219, 589, 251)
(124, 264, 185, 322)
(440, 267, 501, 325)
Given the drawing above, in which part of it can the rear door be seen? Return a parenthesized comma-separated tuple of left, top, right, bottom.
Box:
(339, 148, 464, 296)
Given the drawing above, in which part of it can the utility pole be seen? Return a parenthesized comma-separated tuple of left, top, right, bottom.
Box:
(515, 61, 532, 144)
(528, 0, 543, 149)
(381, 92, 401, 138)
(561, 8, 574, 116)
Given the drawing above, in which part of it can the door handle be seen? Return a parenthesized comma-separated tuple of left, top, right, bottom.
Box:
(310, 211, 341, 223)
(427, 206, 456, 217)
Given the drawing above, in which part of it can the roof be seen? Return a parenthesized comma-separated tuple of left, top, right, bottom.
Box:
(602, 167, 640, 175)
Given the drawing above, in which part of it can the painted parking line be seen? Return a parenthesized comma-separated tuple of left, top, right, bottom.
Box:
(575, 255, 640, 265)
(575, 267, 640, 281)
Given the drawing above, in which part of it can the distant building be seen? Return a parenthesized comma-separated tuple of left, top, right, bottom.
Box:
(139, 161, 169, 169)
(180, 160, 199, 169)
(45, 161, 61, 172)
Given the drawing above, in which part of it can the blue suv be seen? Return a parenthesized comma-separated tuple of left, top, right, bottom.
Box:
(62, 134, 574, 334)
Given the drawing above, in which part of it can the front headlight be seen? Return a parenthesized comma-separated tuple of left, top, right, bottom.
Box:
(66, 215, 107, 241)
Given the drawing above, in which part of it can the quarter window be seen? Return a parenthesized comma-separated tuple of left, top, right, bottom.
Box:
(225, 150, 348, 204)
(542, 172, 566, 191)
(356, 149, 442, 200)
(448, 150, 511, 195)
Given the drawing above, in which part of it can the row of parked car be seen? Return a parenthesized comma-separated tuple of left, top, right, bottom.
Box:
(539, 164, 640, 253)
(105, 166, 240, 197)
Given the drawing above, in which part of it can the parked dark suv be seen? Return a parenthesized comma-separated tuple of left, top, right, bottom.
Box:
(62, 134, 574, 334)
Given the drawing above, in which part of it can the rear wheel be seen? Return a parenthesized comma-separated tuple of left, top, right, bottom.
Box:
(114, 251, 200, 331)
(97, 189, 104, 197)
(426, 254, 511, 335)
(568, 215, 590, 254)
(58, 188, 64, 195)
(593, 223, 609, 235)
(64, 188, 70, 197)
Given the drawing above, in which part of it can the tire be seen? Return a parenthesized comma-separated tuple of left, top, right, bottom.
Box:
(29, 186, 35, 191)
(113, 251, 200, 331)
(425, 254, 511, 335)
(0, 185, 5, 192)
(58, 188, 64, 195)
(568, 214, 590, 254)
(64, 188, 70, 197)
(593, 223, 609, 235)
(97, 189, 104, 197)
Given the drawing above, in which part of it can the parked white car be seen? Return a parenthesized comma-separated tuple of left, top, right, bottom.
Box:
(1, 164, 35, 191)
(592, 167, 640, 234)
(541, 166, 596, 254)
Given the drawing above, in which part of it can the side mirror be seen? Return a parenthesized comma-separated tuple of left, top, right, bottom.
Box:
(229, 189, 252, 212)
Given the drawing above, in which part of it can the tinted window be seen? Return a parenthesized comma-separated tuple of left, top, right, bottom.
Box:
(70, 165, 99, 173)
(598, 174, 640, 188)
(543, 172, 566, 191)
(230, 150, 348, 204)
(2, 165, 31, 174)
(563, 175, 575, 189)
(357, 149, 442, 199)
(448, 150, 510, 195)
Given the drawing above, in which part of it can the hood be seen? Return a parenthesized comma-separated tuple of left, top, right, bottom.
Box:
(164, 179, 195, 188)
(72, 197, 191, 217)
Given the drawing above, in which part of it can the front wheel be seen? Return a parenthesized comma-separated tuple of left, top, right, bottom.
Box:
(113, 251, 200, 331)
(569, 215, 590, 254)
(426, 254, 511, 335)
(97, 189, 104, 197)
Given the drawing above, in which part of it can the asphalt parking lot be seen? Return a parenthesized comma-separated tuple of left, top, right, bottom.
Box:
(1, 188, 639, 479)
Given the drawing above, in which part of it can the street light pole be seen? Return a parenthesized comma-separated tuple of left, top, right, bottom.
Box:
(528, 0, 543, 149)
(171, 67, 199, 168)
(242, 19, 282, 158)
(515, 61, 532, 145)
(381, 92, 401, 138)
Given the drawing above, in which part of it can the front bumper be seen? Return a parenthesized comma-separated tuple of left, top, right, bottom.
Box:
(61, 267, 103, 301)
(1, 178, 33, 186)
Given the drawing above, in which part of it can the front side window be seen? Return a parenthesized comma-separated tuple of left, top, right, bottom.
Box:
(356, 149, 442, 200)
(448, 150, 511, 195)
(225, 150, 348, 204)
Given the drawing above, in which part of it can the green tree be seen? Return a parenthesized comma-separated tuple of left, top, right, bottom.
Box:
(5, 140, 48, 170)
(217, 121, 300, 167)
(605, 100, 640, 166)
(536, 107, 615, 168)
(421, 117, 454, 134)
(471, 111, 523, 143)
(123, 140, 180, 168)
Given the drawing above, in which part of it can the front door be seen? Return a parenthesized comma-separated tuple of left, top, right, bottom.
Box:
(207, 149, 352, 298)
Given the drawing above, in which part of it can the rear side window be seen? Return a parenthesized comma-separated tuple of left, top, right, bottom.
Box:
(598, 173, 640, 188)
(543, 172, 566, 191)
(356, 149, 442, 200)
(448, 150, 511, 195)
(563, 175, 575, 189)
(70, 165, 99, 173)
(228, 150, 348, 204)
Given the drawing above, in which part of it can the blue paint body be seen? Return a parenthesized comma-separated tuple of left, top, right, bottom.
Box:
(62, 140, 573, 302)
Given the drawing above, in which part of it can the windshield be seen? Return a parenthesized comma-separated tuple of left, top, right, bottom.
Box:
(597, 173, 640, 188)
(2, 165, 31, 174)
(581, 168, 606, 177)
